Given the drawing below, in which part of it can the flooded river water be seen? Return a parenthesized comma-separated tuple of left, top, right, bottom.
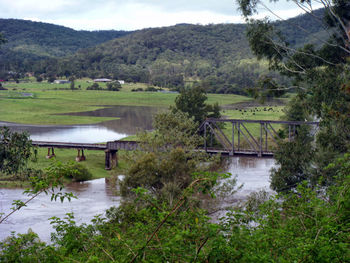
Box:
(0, 105, 275, 242)
(0, 157, 275, 242)
(0, 105, 162, 143)
(0, 179, 121, 242)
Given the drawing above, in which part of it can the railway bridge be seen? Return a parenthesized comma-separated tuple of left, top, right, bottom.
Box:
(32, 119, 319, 169)
(200, 118, 319, 157)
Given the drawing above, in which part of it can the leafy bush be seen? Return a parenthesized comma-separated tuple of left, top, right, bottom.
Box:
(106, 82, 121, 91)
(0, 127, 33, 174)
(86, 83, 102, 90)
(131, 87, 143, 92)
(49, 161, 92, 182)
(0, 85, 7, 90)
(145, 86, 158, 92)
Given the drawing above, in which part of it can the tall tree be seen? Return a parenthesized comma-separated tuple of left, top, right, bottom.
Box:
(174, 85, 221, 124)
(0, 127, 33, 175)
(236, 0, 350, 191)
(0, 33, 6, 46)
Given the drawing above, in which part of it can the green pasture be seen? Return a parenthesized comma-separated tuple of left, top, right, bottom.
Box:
(215, 106, 285, 150)
(0, 80, 251, 125)
(28, 148, 108, 179)
(0, 147, 133, 187)
(28, 147, 131, 179)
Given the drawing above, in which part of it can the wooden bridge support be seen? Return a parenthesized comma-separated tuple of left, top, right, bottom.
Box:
(76, 149, 86, 162)
(32, 141, 138, 169)
(105, 149, 118, 170)
(46, 147, 55, 159)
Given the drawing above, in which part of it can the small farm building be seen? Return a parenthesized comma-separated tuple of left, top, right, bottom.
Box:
(94, 78, 112, 82)
(54, 80, 71, 84)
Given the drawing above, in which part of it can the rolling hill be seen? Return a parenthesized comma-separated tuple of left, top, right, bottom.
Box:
(0, 9, 326, 94)
(0, 18, 131, 70)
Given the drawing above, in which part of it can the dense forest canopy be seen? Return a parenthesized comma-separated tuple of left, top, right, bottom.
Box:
(0, 19, 130, 72)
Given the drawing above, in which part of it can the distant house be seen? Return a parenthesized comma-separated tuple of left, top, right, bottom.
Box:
(94, 78, 112, 83)
(117, 80, 125, 84)
(54, 80, 70, 84)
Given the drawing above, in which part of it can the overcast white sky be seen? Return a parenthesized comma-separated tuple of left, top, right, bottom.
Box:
(0, 0, 323, 31)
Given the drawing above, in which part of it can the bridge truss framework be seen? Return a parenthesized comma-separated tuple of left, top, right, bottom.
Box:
(201, 119, 319, 157)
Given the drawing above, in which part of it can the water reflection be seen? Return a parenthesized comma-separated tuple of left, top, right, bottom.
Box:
(0, 179, 120, 242)
(0, 105, 162, 143)
(62, 105, 163, 134)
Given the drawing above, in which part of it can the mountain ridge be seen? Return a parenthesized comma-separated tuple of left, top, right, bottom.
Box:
(0, 9, 326, 94)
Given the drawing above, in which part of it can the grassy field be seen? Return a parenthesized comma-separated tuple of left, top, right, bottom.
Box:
(0, 79, 251, 125)
(29, 148, 109, 178)
(0, 147, 133, 187)
(209, 106, 286, 151)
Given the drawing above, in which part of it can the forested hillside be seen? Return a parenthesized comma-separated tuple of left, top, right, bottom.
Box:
(45, 23, 258, 93)
(0, 19, 130, 71)
(0, 9, 326, 94)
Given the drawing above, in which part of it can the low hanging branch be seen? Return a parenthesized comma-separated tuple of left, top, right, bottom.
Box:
(129, 177, 211, 263)
(0, 162, 76, 225)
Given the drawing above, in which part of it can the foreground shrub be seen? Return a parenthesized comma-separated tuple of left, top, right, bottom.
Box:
(1, 170, 350, 262)
(47, 161, 92, 182)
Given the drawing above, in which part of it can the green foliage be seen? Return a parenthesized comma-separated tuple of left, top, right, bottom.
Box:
(174, 85, 221, 124)
(0, 231, 48, 263)
(106, 81, 121, 91)
(47, 75, 55, 83)
(1, 158, 350, 262)
(247, 75, 287, 103)
(0, 18, 130, 73)
(144, 86, 158, 92)
(237, 1, 350, 191)
(0, 32, 6, 46)
(35, 76, 43, 82)
(86, 82, 102, 90)
(269, 92, 317, 192)
(47, 161, 92, 182)
(0, 127, 33, 174)
(270, 135, 315, 193)
(87, 82, 121, 91)
(122, 111, 216, 203)
(69, 76, 75, 90)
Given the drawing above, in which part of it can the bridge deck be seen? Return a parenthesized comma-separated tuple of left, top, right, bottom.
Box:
(204, 148, 274, 157)
(32, 141, 107, 150)
(32, 141, 274, 156)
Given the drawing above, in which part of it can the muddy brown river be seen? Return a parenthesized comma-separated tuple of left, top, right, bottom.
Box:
(0, 105, 275, 242)
(0, 105, 162, 143)
(0, 157, 275, 242)
(0, 179, 121, 242)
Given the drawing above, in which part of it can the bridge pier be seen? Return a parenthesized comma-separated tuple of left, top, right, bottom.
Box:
(105, 149, 118, 170)
(46, 147, 55, 159)
(76, 149, 86, 162)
